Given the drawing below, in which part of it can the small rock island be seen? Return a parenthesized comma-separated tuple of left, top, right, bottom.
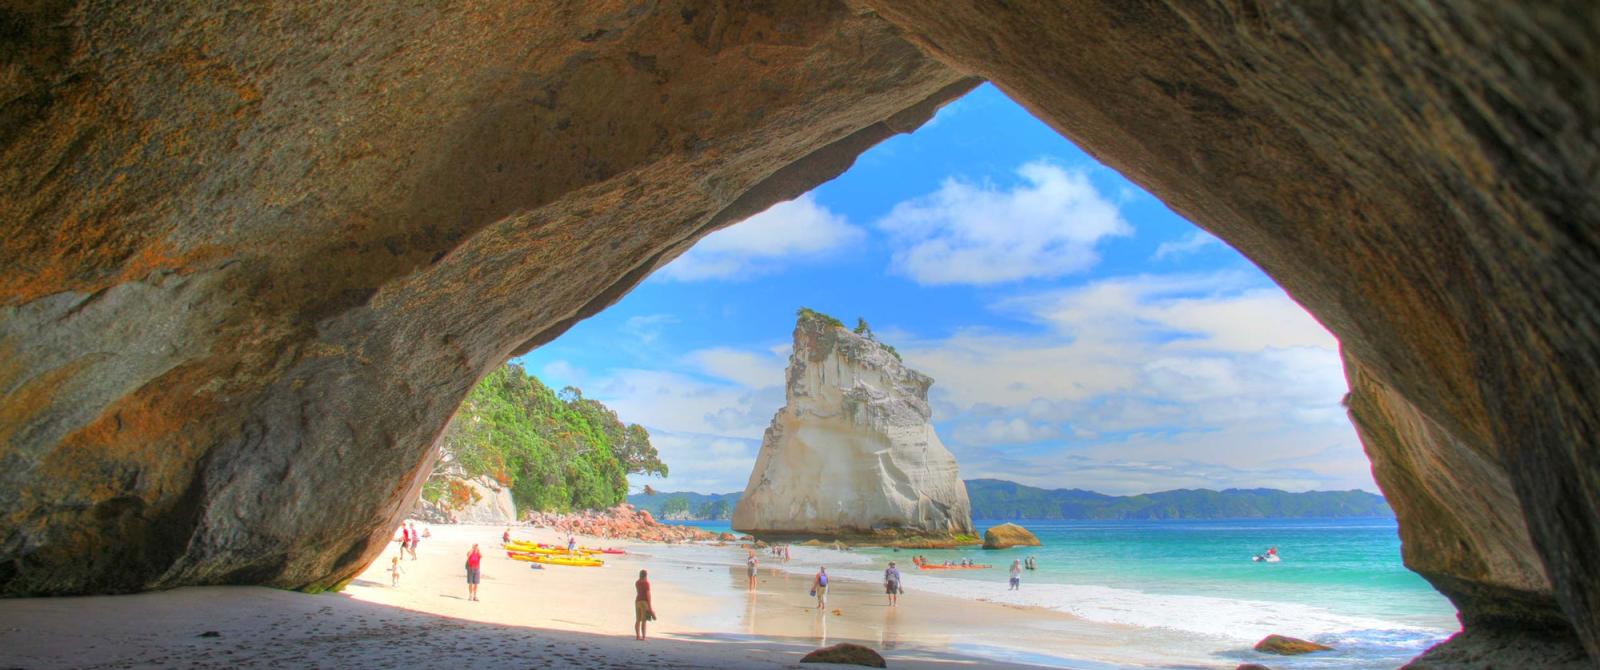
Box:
(732, 309, 975, 545)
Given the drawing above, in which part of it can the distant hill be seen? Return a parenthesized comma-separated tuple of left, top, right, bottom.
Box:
(627, 490, 742, 520)
(964, 479, 1393, 520)
(632, 481, 1390, 521)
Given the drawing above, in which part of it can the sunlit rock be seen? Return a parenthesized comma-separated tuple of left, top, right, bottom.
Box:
(732, 310, 974, 543)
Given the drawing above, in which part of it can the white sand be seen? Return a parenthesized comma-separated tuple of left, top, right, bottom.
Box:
(0, 523, 1100, 669)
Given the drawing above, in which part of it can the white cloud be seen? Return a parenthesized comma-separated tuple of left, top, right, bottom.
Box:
(951, 417, 1064, 446)
(620, 314, 678, 345)
(656, 194, 864, 282)
(877, 161, 1130, 285)
(890, 272, 1371, 492)
(539, 360, 585, 387)
(630, 430, 759, 494)
(1152, 230, 1222, 260)
(688, 347, 786, 389)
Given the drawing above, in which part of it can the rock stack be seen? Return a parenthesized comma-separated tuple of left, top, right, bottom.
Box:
(732, 310, 974, 544)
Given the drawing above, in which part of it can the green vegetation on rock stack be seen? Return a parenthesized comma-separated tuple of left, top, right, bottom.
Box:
(433, 364, 666, 513)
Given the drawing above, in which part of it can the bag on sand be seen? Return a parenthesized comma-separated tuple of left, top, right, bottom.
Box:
(809, 588, 816, 597)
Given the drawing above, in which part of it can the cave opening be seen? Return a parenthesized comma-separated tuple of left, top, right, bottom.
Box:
(2, 3, 1593, 668)
(415, 83, 1458, 668)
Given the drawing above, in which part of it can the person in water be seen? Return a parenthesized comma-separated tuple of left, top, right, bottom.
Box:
(1009, 559, 1022, 591)
(884, 561, 902, 607)
(746, 550, 759, 590)
(811, 566, 829, 609)
(634, 569, 653, 640)
(465, 543, 482, 601)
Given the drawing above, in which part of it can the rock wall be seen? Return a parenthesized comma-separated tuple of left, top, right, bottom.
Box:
(0, 0, 973, 595)
(1, 1, 1596, 665)
(732, 312, 973, 540)
(857, 1, 1599, 660)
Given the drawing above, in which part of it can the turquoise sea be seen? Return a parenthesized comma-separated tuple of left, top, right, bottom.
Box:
(671, 517, 1458, 668)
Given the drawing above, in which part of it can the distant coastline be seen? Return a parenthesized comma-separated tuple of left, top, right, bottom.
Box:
(630, 478, 1391, 521)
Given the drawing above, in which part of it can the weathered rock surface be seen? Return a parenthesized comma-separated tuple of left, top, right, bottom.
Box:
(732, 311, 973, 541)
(524, 504, 711, 544)
(858, 1, 1600, 662)
(982, 523, 1040, 550)
(450, 477, 517, 526)
(2, 2, 1597, 666)
(1252, 634, 1331, 656)
(0, 2, 970, 596)
(1345, 354, 1560, 629)
(799, 643, 887, 668)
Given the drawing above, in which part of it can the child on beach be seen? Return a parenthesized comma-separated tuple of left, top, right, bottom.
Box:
(390, 555, 404, 586)
(1009, 559, 1022, 591)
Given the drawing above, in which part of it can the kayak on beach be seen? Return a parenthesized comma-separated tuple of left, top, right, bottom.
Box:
(506, 550, 605, 567)
(502, 541, 624, 556)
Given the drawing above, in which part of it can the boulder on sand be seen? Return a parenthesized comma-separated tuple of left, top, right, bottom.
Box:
(982, 523, 1041, 549)
(800, 643, 887, 668)
(1253, 634, 1332, 655)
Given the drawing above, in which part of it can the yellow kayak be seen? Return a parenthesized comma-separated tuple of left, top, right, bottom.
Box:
(507, 550, 604, 567)
(502, 542, 597, 556)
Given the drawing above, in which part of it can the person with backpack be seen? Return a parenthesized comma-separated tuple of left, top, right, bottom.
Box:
(884, 561, 902, 607)
(810, 566, 829, 609)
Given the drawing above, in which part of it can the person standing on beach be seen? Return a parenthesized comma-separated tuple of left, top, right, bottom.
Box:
(1009, 559, 1022, 591)
(568, 536, 577, 553)
(503, 528, 511, 544)
(746, 551, 759, 590)
(408, 523, 420, 558)
(811, 566, 829, 609)
(399, 525, 410, 555)
(465, 544, 482, 601)
(634, 569, 653, 640)
(884, 562, 902, 607)
(390, 555, 404, 586)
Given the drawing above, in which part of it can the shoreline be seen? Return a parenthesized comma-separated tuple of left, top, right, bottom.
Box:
(0, 521, 1451, 669)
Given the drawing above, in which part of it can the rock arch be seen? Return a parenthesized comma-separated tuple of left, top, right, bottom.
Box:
(1, 1, 1594, 664)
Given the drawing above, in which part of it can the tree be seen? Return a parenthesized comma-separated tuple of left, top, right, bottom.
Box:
(662, 496, 690, 518)
(430, 365, 662, 515)
(854, 317, 872, 336)
(618, 423, 667, 477)
(696, 499, 731, 520)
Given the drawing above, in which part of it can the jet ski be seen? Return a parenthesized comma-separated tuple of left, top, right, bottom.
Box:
(1252, 554, 1281, 563)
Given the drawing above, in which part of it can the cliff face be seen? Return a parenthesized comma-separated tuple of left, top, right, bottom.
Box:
(2, 1, 1597, 665)
(0, 1, 971, 596)
(732, 313, 973, 540)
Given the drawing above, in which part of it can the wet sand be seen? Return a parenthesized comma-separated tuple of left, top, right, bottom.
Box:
(0, 524, 1207, 668)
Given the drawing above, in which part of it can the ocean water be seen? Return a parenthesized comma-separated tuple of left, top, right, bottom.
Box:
(667, 517, 1458, 668)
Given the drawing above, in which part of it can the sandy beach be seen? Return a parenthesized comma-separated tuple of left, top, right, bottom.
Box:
(0, 523, 1098, 669)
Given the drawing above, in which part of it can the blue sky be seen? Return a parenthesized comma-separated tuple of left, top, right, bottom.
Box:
(516, 84, 1371, 496)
